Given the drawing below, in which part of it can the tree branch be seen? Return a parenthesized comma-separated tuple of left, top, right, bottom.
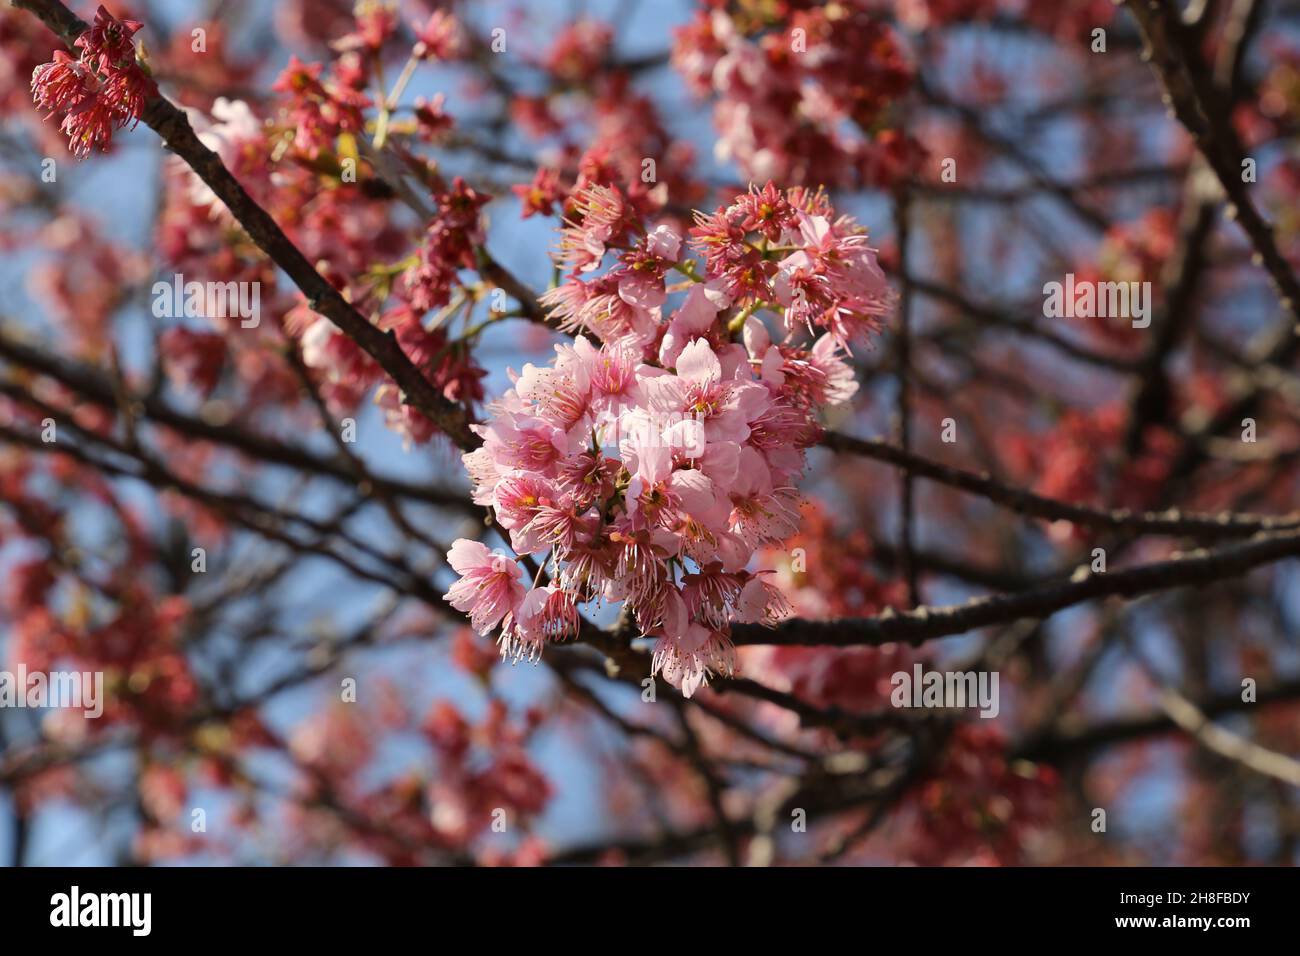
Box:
(822, 430, 1300, 539)
(14, 0, 478, 449)
(731, 530, 1300, 647)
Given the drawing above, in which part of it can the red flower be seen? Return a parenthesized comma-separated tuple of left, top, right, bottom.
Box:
(76, 4, 143, 73)
(29, 6, 155, 158)
(59, 94, 118, 158)
(411, 10, 461, 61)
(512, 167, 563, 219)
(31, 51, 92, 116)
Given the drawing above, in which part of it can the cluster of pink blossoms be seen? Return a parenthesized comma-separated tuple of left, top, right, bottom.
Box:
(540, 180, 893, 349)
(689, 181, 896, 345)
(444, 183, 889, 696)
(30, 5, 157, 158)
(671, 3, 912, 189)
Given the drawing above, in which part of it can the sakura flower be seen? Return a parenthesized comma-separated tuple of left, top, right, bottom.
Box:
(645, 224, 682, 261)
(652, 613, 735, 699)
(516, 347, 592, 438)
(658, 282, 728, 368)
(444, 182, 887, 692)
(500, 584, 579, 662)
(541, 273, 659, 345)
(412, 10, 463, 60)
(513, 167, 563, 219)
(617, 269, 666, 310)
(443, 539, 526, 636)
(556, 182, 634, 273)
(683, 563, 747, 630)
(575, 336, 643, 410)
(77, 5, 143, 73)
(643, 339, 769, 446)
(59, 95, 119, 158)
(732, 181, 798, 241)
(728, 448, 802, 547)
(491, 472, 584, 556)
(806, 335, 859, 407)
(733, 574, 793, 627)
(774, 212, 894, 345)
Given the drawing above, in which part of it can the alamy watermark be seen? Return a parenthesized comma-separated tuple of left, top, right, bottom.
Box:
(0, 665, 104, 718)
(1043, 273, 1151, 328)
(50, 886, 151, 936)
(152, 273, 260, 328)
(890, 664, 999, 718)
(594, 405, 708, 457)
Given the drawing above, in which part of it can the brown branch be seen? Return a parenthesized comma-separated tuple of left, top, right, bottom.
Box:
(730, 529, 1300, 648)
(1125, 0, 1300, 334)
(908, 276, 1142, 373)
(1016, 676, 1300, 763)
(1125, 634, 1300, 787)
(821, 430, 1300, 538)
(0, 328, 473, 513)
(14, 0, 478, 450)
(0, 421, 447, 607)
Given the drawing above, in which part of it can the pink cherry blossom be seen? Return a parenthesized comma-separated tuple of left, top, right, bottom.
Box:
(412, 10, 462, 61)
(442, 539, 526, 636)
(445, 182, 888, 695)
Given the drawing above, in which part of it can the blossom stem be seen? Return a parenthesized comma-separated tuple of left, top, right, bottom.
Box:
(374, 53, 421, 150)
(671, 260, 704, 283)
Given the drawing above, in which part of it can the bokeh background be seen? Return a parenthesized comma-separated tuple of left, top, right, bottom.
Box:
(1, 0, 1299, 865)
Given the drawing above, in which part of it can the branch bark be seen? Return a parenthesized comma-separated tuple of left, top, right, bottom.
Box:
(731, 530, 1300, 647)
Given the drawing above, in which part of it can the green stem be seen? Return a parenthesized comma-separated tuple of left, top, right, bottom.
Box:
(672, 259, 705, 283)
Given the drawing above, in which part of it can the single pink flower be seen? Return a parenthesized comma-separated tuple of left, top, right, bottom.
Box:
(644, 338, 769, 445)
(500, 584, 579, 661)
(645, 224, 682, 261)
(652, 616, 735, 699)
(658, 282, 727, 368)
(733, 574, 793, 627)
(443, 539, 526, 635)
(412, 10, 463, 60)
